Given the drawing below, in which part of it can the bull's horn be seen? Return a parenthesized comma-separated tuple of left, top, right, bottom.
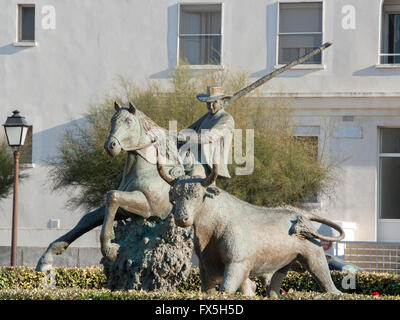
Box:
(202, 163, 218, 187)
(156, 149, 174, 185)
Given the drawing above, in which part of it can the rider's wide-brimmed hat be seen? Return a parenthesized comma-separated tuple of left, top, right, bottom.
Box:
(196, 86, 231, 102)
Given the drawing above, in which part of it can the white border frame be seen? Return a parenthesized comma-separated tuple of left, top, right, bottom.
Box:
(292, 129, 322, 207)
(377, 127, 400, 242)
(376, 0, 400, 68)
(13, 3, 38, 47)
(275, 0, 326, 70)
(177, 2, 224, 69)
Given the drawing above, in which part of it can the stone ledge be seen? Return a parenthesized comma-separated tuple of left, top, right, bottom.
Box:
(0, 246, 102, 268)
(0, 246, 200, 268)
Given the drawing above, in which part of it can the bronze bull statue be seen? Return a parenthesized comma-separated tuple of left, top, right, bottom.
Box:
(157, 157, 345, 298)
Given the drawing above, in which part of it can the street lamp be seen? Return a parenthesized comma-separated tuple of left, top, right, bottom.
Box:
(3, 110, 30, 266)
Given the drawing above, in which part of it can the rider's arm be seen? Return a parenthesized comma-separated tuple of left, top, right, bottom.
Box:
(187, 113, 209, 131)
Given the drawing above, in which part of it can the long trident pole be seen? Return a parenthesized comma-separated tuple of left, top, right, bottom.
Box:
(225, 42, 332, 104)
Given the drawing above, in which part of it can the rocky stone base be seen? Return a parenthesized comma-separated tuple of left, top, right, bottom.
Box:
(101, 215, 194, 291)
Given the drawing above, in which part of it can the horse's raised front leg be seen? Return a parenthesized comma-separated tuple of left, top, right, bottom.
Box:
(101, 190, 151, 262)
(36, 206, 106, 272)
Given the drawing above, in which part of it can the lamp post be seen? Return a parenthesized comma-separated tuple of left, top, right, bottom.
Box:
(3, 110, 30, 266)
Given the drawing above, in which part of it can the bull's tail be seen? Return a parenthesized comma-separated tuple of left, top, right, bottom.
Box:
(293, 212, 345, 242)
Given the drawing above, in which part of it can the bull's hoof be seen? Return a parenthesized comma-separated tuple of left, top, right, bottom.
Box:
(239, 279, 257, 296)
(330, 289, 342, 295)
(266, 289, 281, 299)
(104, 243, 120, 262)
(204, 287, 218, 295)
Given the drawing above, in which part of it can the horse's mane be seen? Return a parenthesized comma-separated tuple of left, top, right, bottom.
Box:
(136, 109, 163, 133)
(136, 109, 181, 164)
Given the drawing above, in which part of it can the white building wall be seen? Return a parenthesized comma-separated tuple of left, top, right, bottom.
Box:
(0, 0, 399, 255)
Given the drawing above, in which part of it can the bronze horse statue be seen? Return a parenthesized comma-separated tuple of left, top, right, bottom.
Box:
(36, 102, 197, 271)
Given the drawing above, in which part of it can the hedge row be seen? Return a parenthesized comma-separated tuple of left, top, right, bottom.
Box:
(179, 269, 400, 296)
(0, 288, 399, 300)
(1, 267, 400, 296)
(281, 271, 400, 296)
(0, 267, 106, 290)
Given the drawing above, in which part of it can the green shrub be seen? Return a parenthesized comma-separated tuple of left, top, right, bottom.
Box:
(0, 139, 29, 202)
(0, 266, 106, 290)
(177, 269, 400, 297)
(1, 288, 399, 300)
(1, 267, 400, 298)
(0, 140, 16, 200)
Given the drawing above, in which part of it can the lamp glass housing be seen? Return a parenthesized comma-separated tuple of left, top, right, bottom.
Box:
(3, 110, 29, 148)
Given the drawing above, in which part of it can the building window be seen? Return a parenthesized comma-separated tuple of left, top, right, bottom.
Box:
(381, 2, 400, 64)
(278, 2, 323, 65)
(295, 135, 319, 203)
(293, 126, 320, 204)
(379, 128, 400, 219)
(18, 4, 35, 42)
(178, 4, 222, 65)
(20, 126, 33, 165)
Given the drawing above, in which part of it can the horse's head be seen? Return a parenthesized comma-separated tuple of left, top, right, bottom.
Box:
(104, 102, 142, 157)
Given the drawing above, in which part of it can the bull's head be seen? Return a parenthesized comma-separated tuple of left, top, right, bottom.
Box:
(157, 156, 220, 228)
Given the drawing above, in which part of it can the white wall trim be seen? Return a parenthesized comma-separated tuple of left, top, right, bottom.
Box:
(13, 41, 38, 47)
(377, 0, 384, 65)
(375, 63, 400, 69)
(274, 64, 326, 70)
(179, 64, 225, 70)
(0, 227, 102, 231)
(255, 91, 400, 98)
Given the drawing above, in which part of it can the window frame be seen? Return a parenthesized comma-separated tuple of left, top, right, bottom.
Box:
(177, 2, 224, 68)
(14, 3, 38, 47)
(378, 127, 400, 221)
(275, 1, 325, 70)
(379, 3, 400, 66)
(20, 125, 33, 166)
(292, 126, 322, 207)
